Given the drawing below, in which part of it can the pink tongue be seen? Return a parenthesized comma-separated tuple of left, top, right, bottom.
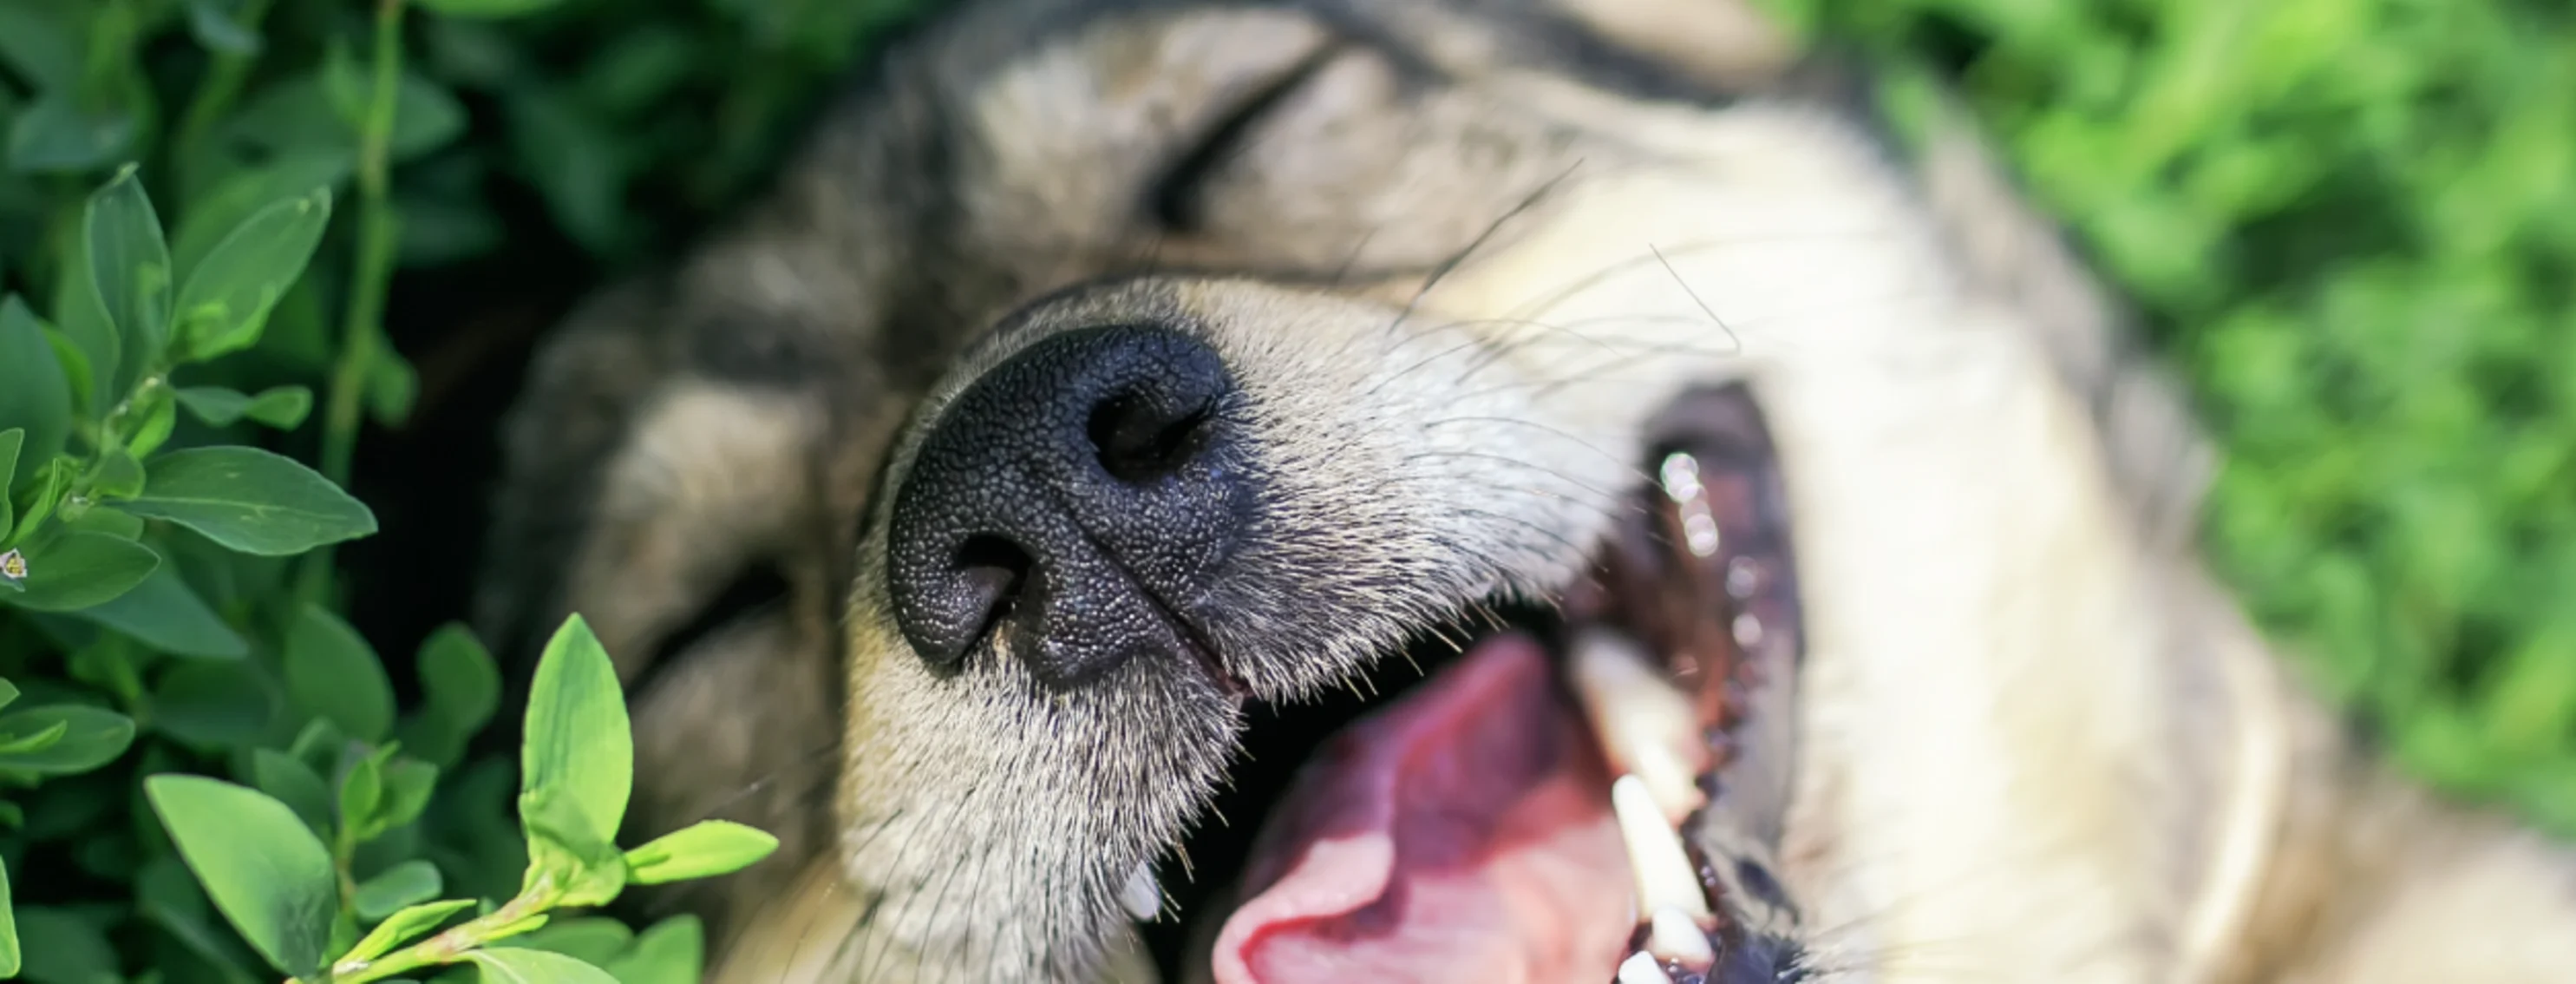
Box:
(1212, 634, 1635, 984)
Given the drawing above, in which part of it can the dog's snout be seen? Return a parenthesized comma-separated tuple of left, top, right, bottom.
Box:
(887, 325, 1252, 689)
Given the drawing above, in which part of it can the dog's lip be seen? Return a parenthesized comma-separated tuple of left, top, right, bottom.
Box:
(1198, 383, 1807, 984)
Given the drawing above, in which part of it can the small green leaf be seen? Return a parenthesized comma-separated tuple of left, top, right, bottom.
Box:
(126, 388, 178, 456)
(420, 621, 500, 731)
(369, 349, 419, 425)
(5, 95, 137, 174)
(0, 719, 66, 754)
(173, 188, 333, 362)
(51, 224, 121, 407)
(499, 916, 631, 963)
(466, 945, 623, 984)
(84, 165, 176, 377)
(175, 385, 313, 430)
(595, 915, 703, 984)
(0, 297, 70, 469)
(251, 748, 335, 836)
(622, 821, 779, 885)
(343, 898, 474, 964)
(520, 614, 631, 849)
(154, 660, 272, 749)
(378, 757, 439, 831)
(0, 678, 16, 710)
(66, 505, 145, 540)
(0, 705, 134, 773)
(185, 0, 263, 56)
(93, 446, 147, 499)
(415, 0, 566, 21)
(0, 428, 19, 538)
(4, 531, 160, 611)
(354, 860, 442, 921)
(71, 560, 250, 658)
(145, 775, 338, 978)
(0, 856, 16, 978)
(338, 745, 387, 836)
(520, 787, 626, 908)
(9, 906, 114, 984)
(119, 446, 378, 555)
(285, 604, 396, 742)
(173, 155, 353, 277)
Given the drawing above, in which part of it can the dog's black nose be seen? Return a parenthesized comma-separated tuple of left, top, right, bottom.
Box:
(886, 325, 1251, 689)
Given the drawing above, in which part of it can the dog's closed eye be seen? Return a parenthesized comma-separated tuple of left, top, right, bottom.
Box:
(1147, 43, 1349, 233)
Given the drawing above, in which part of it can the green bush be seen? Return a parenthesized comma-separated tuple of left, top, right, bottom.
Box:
(0, 0, 919, 981)
(1756, 0, 2576, 830)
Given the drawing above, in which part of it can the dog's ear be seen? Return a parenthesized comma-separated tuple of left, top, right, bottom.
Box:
(1533, 0, 1800, 91)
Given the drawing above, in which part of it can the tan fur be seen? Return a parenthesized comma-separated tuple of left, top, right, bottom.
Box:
(478, 1, 2576, 981)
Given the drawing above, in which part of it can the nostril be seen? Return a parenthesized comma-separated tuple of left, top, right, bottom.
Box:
(951, 534, 1035, 657)
(1088, 390, 1216, 485)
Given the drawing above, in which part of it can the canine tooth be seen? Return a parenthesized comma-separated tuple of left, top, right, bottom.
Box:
(1119, 863, 1160, 922)
(1571, 630, 1705, 821)
(1648, 906, 1716, 968)
(1613, 775, 1712, 919)
(1617, 952, 1677, 984)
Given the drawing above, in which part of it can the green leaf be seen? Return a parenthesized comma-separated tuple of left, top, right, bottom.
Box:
(174, 385, 313, 430)
(368, 349, 419, 425)
(251, 748, 336, 836)
(344, 898, 474, 964)
(154, 661, 272, 749)
(173, 154, 353, 277)
(466, 946, 623, 984)
(51, 221, 121, 408)
(0, 856, 16, 979)
(66, 505, 144, 540)
(172, 188, 333, 362)
(416, 0, 566, 21)
(119, 446, 377, 555)
(520, 614, 631, 847)
(519, 787, 625, 908)
(377, 757, 439, 831)
(5, 95, 137, 174)
(354, 860, 442, 921)
(0, 1, 79, 91)
(71, 560, 250, 658)
(84, 165, 176, 379)
(126, 388, 178, 456)
(517, 615, 628, 876)
(285, 603, 396, 742)
(0, 678, 16, 710)
(622, 821, 779, 885)
(595, 915, 703, 984)
(9, 906, 114, 984)
(145, 775, 338, 978)
(93, 445, 147, 499)
(4, 530, 160, 611)
(339, 745, 387, 836)
(421, 621, 500, 729)
(0, 705, 133, 773)
(0, 718, 67, 754)
(0, 297, 71, 469)
(499, 916, 630, 963)
(185, 0, 263, 56)
(0, 428, 18, 539)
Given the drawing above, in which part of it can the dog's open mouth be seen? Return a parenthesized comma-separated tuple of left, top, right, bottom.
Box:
(1153, 384, 1806, 984)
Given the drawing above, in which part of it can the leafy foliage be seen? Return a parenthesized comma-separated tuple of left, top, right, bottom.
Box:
(1756, 0, 2576, 830)
(0, 0, 891, 978)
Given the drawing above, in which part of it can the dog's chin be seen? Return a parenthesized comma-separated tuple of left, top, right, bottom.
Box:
(1158, 384, 1808, 984)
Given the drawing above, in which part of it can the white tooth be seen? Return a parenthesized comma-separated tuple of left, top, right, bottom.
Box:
(1618, 951, 1677, 984)
(1119, 863, 1161, 922)
(1570, 630, 1706, 822)
(1614, 775, 1712, 919)
(1649, 905, 1716, 968)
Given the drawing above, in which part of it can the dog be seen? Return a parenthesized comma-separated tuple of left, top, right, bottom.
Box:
(473, 0, 2576, 981)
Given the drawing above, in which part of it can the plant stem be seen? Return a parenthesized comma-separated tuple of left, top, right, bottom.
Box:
(304, 0, 408, 605)
(328, 880, 555, 984)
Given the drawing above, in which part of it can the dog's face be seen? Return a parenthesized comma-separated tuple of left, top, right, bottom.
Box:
(483, 1, 2248, 981)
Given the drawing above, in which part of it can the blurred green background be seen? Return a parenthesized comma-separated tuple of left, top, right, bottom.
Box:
(1758, 0, 2576, 832)
(0, 0, 2570, 979)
